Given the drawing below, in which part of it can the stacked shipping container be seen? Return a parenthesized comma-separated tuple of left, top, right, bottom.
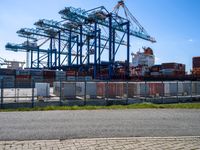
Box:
(0, 69, 15, 88)
(192, 57, 200, 76)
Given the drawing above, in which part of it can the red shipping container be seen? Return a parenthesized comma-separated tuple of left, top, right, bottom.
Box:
(149, 83, 164, 97)
(43, 70, 55, 78)
(96, 82, 106, 97)
(115, 83, 125, 97)
(107, 83, 116, 98)
(66, 71, 76, 76)
(16, 75, 31, 80)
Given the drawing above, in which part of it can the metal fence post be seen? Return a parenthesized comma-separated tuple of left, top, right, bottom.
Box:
(106, 81, 108, 105)
(190, 80, 193, 102)
(177, 81, 179, 103)
(144, 81, 147, 103)
(84, 80, 86, 105)
(31, 79, 35, 108)
(126, 81, 129, 105)
(162, 80, 164, 104)
(59, 79, 62, 106)
(1, 78, 3, 109)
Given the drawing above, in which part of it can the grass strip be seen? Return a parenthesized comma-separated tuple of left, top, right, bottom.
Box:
(0, 103, 200, 112)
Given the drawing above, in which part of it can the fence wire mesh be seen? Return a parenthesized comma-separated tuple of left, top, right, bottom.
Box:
(0, 78, 200, 109)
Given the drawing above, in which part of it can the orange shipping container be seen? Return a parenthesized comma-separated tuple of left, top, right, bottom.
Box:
(149, 82, 164, 97)
(107, 83, 116, 98)
(96, 82, 106, 97)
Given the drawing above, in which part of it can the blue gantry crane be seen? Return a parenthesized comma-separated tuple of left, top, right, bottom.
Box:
(5, 0, 155, 79)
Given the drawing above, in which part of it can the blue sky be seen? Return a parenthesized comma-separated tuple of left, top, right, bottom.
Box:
(0, 0, 199, 72)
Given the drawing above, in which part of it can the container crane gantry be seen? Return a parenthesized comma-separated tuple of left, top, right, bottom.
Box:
(5, 0, 155, 79)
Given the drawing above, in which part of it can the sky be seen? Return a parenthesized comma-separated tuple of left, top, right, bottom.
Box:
(0, 0, 200, 72)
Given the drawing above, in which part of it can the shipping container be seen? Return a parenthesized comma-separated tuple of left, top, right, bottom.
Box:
(107, 82, 117, 98)
(85, 76, 92, 81)
(0, 69, 16, 75)
(150, 72, 160, 76)
(15, 80, 32, 88)
(183, 81, 192, 95)
(43, 70, 55, 78)
(164, 82, 178, 96)
(86, 82, 97, 98)
(35, 83, 50, 97)
(16, 75, 31, 80)
(150, 65, 161, 72)
(43, 79, 54, 87)
(193, 57, 200, 68)
(96, 82, 106, 97)
(127, 82, 138, 97)
(63, 82, 76, 99)
(161, 69, 175, 76)
(77, 76, 85, 81)
(161, 63, 178, 69)
(67, 76, 76, 81)
(0, 75, 15, 88)
(115, 82, 126, 98)
(76, 82, 85, 96)
(55, 71, 66, 81)
(53, 82, 76, 99)
(32, 76, 43, 82)
(192, 81, 200, 95)
(66, 70, 76, 76)
(139, 82, 149, 97)
(53, 82, 60, 96)
(16, 69, 30, 76)
(30, 69, 43, 76)
(148, 82, 164, 97)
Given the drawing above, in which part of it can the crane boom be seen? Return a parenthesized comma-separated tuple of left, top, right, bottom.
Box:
(113, 0, 156, 43)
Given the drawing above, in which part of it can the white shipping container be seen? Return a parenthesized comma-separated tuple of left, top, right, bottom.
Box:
(77, 77, 85, 81)
(67, 76, 76, 81)
(86, 82, 97, 98)
(183, 81, 192, 95)
(63, 82, 76, 98)
(35, 83, 50, 97)
(56, 71, 66, 76)
(164, 82, 178, 96)
(76, 82, 85, 96)
(192, 81, 200, 95)
(178, 82, 184, 95)
(178, 81, 192, 96)
(164, 82, 170, 96)
(53, 82, 60, 95)
(85, 76, 92, 81)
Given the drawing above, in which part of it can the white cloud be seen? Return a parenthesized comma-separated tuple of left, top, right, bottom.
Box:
(188, 39, 193, 42)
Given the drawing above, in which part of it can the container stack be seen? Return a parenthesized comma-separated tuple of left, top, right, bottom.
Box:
(30, 69, 43, 82)
(192, 57, 200, 76)
(160, 63, 185, 76)
(150, 65, 161, 76)
(55, 71, 66, 81)
(16, 69, 32, 88)
(43, 70, 55, 86)
(66, 70, 76, 81)
(0, 69, 15, 88)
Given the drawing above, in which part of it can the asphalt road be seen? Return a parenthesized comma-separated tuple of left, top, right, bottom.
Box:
(0, 109, 200, 141)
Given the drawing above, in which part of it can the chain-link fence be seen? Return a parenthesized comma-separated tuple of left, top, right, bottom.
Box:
(0, 78, 200, 109)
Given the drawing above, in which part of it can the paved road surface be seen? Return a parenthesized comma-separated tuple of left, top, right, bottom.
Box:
(0, 109, 200, 141)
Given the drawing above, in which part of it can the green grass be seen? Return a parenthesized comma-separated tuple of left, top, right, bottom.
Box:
(1, 103, 200, 112)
